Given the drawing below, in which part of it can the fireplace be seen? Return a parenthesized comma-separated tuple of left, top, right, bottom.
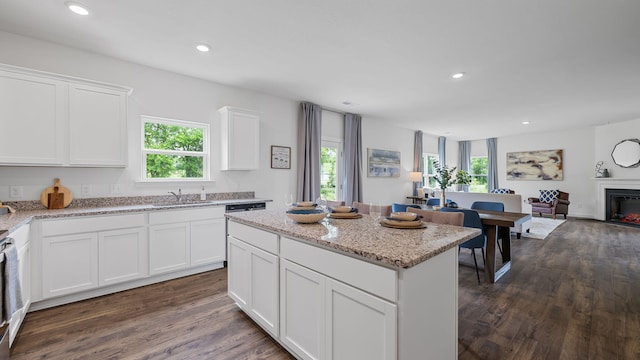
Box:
(606, 189, 640, 226)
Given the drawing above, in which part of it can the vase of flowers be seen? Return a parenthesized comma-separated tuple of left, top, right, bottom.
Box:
(433, 161, 471, 207)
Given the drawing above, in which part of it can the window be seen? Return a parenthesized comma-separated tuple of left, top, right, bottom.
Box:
(422, 154, 439, 188)
(321, 139, 342, 201)
(142, 116, 209, 181)
(470, 156, 488, 192)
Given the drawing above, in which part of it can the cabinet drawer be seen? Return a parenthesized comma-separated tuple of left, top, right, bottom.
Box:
(149, 207, 224, 225)
(227, 221, 278, 254)
(42, 213, 145, 236)
(280, 237, 397, 303)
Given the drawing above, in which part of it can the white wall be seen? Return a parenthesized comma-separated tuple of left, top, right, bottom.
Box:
(361, 117, 418, 205)
(0, 31, 298, 205)
(594, 118, 640, 179)
(497, 126, 596, 218)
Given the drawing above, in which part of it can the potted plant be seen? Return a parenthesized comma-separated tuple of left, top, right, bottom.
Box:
(433, 161, 471, 207)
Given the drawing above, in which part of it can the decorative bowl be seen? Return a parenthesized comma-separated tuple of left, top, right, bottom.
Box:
(296, 201, 315, 207)
(389, 212, 418, 221)
(286, 211, 327, 223)
(332, 206, 353, 213)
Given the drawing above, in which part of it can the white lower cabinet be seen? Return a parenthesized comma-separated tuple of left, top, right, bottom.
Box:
(8, 224, 31, 347)
(280, 259, 397, 360)
(227, 220, 398, 360)
(42, 232, 99, 298)
(149, 223, 189, 275)
(280, 259, 326, 360)
(41, 214, 147, 299)
(228, 223, 279, 337)
(98, 228, 148, 286)
(149, 207, 226, 275)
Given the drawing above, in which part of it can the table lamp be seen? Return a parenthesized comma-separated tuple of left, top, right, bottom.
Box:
(409, 172, 423, 196)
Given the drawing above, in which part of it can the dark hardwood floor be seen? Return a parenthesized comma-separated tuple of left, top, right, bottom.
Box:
(11, 219, 640, 359)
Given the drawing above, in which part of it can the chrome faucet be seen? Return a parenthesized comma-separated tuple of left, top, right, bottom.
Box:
(169, 189, 182, 202)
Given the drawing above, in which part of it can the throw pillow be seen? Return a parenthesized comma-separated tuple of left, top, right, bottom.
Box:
(490, 188, 511, 194)
(539, 189, 559, 203)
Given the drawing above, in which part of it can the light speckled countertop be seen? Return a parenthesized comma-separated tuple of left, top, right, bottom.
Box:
(226, 209, 481, 269)
(0, 197, 269, 235)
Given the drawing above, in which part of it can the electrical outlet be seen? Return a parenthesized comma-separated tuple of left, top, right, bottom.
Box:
(9, 186, 23, 198)
(81, 184, 92, 196)
(110, 184, 122, 194)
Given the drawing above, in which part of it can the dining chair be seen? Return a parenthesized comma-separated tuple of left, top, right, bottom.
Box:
(425, 198, 452, 206)
(441, 208, 487, 283)
(352, 202, 392, 217)
(470, 201, 505, 258)
(391, 203, 421, 213)
(407, 207, 464, 226)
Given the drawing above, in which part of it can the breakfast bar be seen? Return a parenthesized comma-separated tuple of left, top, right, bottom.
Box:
(225, 209, 480, 360)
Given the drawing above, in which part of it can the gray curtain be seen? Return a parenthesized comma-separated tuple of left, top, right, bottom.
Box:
(438, 136, 446, 166)
(413, 131, 423, 195)
(297, 102, 322, 201)
(343, 113, 363, 205)
(487, 137, 499, 192)
(458, 140, 471, 192)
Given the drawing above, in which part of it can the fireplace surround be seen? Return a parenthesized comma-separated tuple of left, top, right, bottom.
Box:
(606, 188, 640, 226)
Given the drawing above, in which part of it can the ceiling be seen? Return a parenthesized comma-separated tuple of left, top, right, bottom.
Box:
(1, 0, 639, 140)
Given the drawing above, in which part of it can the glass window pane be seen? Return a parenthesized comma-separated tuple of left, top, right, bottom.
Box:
(144, 123, 203, 151)
(320, 147, 337, 200)
(146, 154, 204, 179)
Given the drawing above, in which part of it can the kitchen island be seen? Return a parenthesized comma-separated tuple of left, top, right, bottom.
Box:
(225, 209, 481, 360)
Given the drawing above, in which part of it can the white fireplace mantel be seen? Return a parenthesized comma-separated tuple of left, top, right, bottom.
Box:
(595, 178, 640, 220)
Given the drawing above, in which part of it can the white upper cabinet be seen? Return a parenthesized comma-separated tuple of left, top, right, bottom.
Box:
(0, 68, 66, 165)
(219, 106, 260, 170)
(0, 63, 131, 167)
(69, 84, 128, 166)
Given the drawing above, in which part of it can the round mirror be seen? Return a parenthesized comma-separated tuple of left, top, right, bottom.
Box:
(611, 139, 640, 168)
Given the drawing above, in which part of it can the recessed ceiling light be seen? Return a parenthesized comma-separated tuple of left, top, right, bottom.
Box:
(451, 72, 465, 79)
(195, 44, 211, 52)
(65, 1, 89, 16)
(522, 121, 530, 125)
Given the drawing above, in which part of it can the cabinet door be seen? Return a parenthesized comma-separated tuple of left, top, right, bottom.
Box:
(190, 218, 225, 267)
(227, 236, 250, 309)
(326, 280, 397, 360)
(248, 244, 279, 337)
(219, 107, 259, 170)
(0, 69, 65, 165)
(280, 259, 325, 360)
(9, 242, 31, 346)
(99, 228, 148, 286)
(149, 223, 189, 275)
(68, 84, 127, 166)
(42, 233, 99, 298)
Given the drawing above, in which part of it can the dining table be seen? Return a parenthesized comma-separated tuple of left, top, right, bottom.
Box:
(473, 209, 532, 283)
(420, 205, 531, 283)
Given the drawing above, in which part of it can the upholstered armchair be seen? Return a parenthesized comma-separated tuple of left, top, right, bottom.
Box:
(528, 190, 570, 219)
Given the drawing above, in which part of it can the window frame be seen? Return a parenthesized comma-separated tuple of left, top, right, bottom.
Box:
(422, 153, 439, 189)
(469, 156, 488, 192)
(320, 138, 343, 201)
(140, 115, 210, 182)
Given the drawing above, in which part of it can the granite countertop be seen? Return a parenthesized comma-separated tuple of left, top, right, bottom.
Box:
(0, 195, 270, 234)
(226, 209, 481, 269)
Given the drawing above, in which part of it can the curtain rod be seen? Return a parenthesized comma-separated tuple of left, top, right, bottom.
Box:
(320, 106, 346, 115)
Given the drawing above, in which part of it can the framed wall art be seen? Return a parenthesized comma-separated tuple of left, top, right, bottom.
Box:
(506, 149, 563, 180)
(367, 148, 401, 177)
(271, 145, 291, 169)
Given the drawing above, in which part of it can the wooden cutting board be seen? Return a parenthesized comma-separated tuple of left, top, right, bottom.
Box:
(40, 178, 73, 208)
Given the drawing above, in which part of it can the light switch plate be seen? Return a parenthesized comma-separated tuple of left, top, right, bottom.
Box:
(9, 186, 24, 198)
(110, 184, 122, 194)
(81, 184, 92, 196)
